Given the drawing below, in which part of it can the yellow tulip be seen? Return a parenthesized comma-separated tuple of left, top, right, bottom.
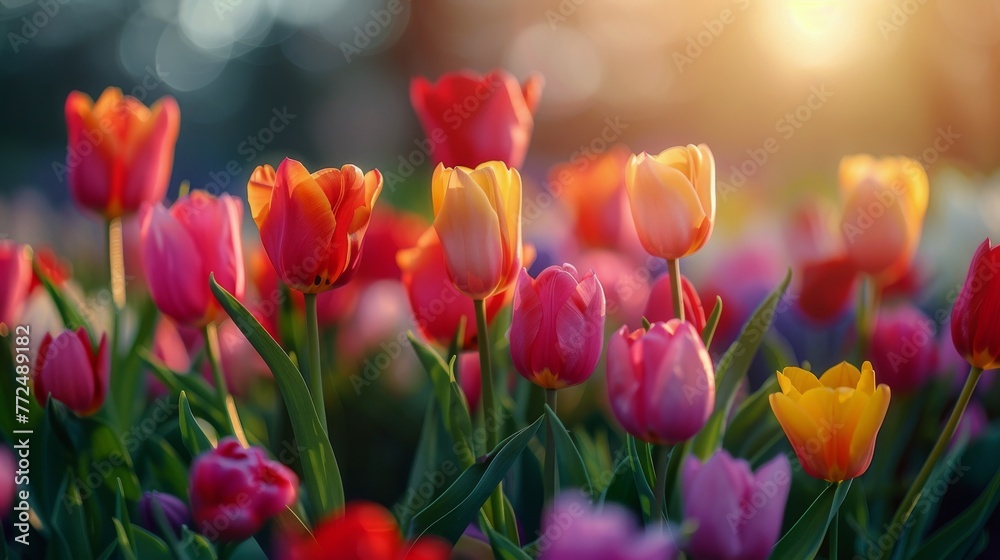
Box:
(431, 161, 523, 300)
(839, 155, 929, 282)
(769, 361, 890, 482)
(624, 144, 715, 260)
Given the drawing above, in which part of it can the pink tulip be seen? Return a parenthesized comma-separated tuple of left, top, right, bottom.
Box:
(0, 447, 15, 518)
(870, 304, 936, 394)
(0, 241, 32, 331)
(607, 320, 715, 444)
(456, 351, 483, 413)
(140, 192, 245, 326)
(539, 493, 676, 560)
(682, 451, 791, 560)
(510, 264, 606, 389)
(189, 437, 298, 541)
(147, 318, 193, 398)
(34, 328, 109, 416)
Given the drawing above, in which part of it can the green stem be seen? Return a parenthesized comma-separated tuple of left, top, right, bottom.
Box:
(855, 276, 880, 361)
(304, 293, 328, 435)
(544, 389, 558, 503)
(878, 365, 983, 559)
(667, 259, 685, 323)
(203, 322, 235, 435)
(653, 445, 672, 523)
(830, 500, 839, 560)
(474, 298, 505, 533)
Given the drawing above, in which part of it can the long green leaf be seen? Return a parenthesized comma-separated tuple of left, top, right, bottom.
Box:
(32, 254, 94, 339)
(53, 472, 93, 560)
(211, 275, 344, 519)
(131, 527, 172, 559)
(409, 416, 544, 544)
(690, 269, 791, 460)
(702, 296, 723, 349)
(481, 512, 532, 560)
(178, 391, 214, 457)
(114, 298, 159, 426)
(627, 436, 656, 521)
(771, 480, 852, 559)
(543, 405, 593, 496)
(723, 377, 780, 459)
(912, 459, 1000, 559)
(409, 334, 475, 466)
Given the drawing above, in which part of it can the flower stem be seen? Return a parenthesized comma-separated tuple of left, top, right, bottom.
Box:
(653, 445, 672, 523)
(304, 293, 327, 435)
(203, 322, 235, 435)
(855, 276, 880, 360)
(474, 298, 505, 533)
(667, 259, 685, 323)
(878, 365, 983, 559)
(544, 388, 558, 504)
(107, 218, 126, 422)
(830, 499, 839, 559)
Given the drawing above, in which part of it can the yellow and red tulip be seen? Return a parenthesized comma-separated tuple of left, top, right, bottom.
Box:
(951, 239, 1000, 370)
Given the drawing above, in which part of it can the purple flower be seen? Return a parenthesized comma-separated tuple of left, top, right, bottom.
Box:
(138, 491, 190, 539)
(683, 451, 791, 560)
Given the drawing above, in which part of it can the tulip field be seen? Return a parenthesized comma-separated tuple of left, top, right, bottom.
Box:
(3, 2, 1000, 560)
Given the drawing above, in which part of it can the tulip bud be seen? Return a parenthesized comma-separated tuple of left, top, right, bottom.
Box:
(839, 155, 928, 282)
(138, 491, 190, 539)
(64, 88, 179, 219)
(431, 162, 523, 300)
(951, 239, 1000, 370)
(140, 192, 245, 326)
(510, 265, 606, 389)
(248, 158, 383, 294)
(34, 328, 109, 416)
(189, 437, 298, 541)
(607, 320, 715, 444)
(0, 241, 32, 332)
(683, 452, 790, 560)
(769, 361, 890, 481)
(410, 69, 542, 169)
(870, 304, 936, 394)
(643, 272, 706, 333)
(625, 145, 715, 260)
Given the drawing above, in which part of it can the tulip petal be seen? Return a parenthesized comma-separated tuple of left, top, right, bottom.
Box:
(121, 96, 180, 211)
(847, 384, 890, 479)
(247, 164, 276, 226)
(778, 367, 822, 397)
(142, 205, 210, 324)
(433, 171, 503, 299)
(510, 268, 542, 381)
(819, 361, 862, 388)
(626, 154, 706, 259)
(742, 454, 792, 560)
(684, 452, 744, 559)
(769, 392, 829, 479)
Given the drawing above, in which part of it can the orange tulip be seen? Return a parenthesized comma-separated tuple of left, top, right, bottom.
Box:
(625, 144, 715, 260)
(550, 144, 635, 249)
(247, 158, 383, 294)
(64, 87, 180, 219)
(839, 155, 928, 282)
(431, 162, 522, 300)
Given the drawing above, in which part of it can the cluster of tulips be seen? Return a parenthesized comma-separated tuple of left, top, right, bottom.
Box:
(1, 67, 999, 560)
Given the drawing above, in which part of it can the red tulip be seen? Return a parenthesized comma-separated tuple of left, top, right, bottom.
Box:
(140, 192, 245, 326)
(189, 437, 298, 541)
(28, 247, 71, 292)
(797, 254, 858, 323)
(64, 87, 179, 218)
(456, 351, 482, 413)
(0, 241, 32, 331)
(410, 69, 542, 169)
(607, 320, 715, 444)
(643, 273, 706, 334)
(510, 265, 606, 389)
(870, 304, 936, 394)
(951, 239, 1000, 370)
(397, 228, 506, 349)
(34, 328, 109, 416)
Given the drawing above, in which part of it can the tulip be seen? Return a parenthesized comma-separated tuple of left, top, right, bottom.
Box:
(797, 254, 858, 323)
(29, 247, 71, 292)
(643, 272, 706, 333)
(624, 145, 715, 260)
(141, 192, 245, 326)
(839, 155, 929, 282)
(769, 361, 890, 481)
(189, 437, 298, 541)
(290, 502, 450, 560)
(456, 351, 483, 413)
(431, 162, 523, 300)
(538, 493, 677, 560)
(951, 239, 1000, 370)
(398, 228, 513, 349)
(0, 241, 32, 331)
(510, 265, 606, 389)
(410, 69, 542, 169)
(682, 451, 790, 560)
(0, 447, 15, 518)
(870, 304, 936, 394)
(64, 87, 180, 219)
(34, 328, 109, 416)
(552, 145, 636, 249)
(138, 491, 190, 539)
(248, 158, 383, 293)
(147, 318, 193, 398)
(607, 320, 715, 444)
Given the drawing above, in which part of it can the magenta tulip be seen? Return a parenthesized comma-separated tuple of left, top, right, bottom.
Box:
(682, 451, 791, 560)
(510, 264, 606, 389)
(140, 192, 245, 326)
(870, 304, 936, 393)
(607, 320, 715, 444)
(0, 241, 32, 331)
(34, 328, 109, 416)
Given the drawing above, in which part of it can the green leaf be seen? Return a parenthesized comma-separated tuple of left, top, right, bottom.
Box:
(641, 316, 652, 331)
(142, 351, 229, 428)
(53, 472, 93, 560)
(114, 298, 159, 426)
(409, 334, 475, 466)
(32, 254, 94, 339)
(912, 456, 1000, 559)
(409, 416, 544, 544)
(115, 478, 137, 559)
(131, 527, 172, 559)
(771, 480, 852, 559)
(211, 275, 344, 519)
(543, 405, 593, 496)
(481, 512, 532, 560)
(702, 295, 723, 349)
(229, 539, 269, 559)
(723, 377, 781, 459)
(112, 519, 138, 560)
(627, 436, 656, 521)
(82, 417, 142, 500)
(144, 435, 190, 497)
(179, 391, 214, 457)
(397, 402, 458, 530)
(179, 527, 217, 559)
(690, 269, 791, 460)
